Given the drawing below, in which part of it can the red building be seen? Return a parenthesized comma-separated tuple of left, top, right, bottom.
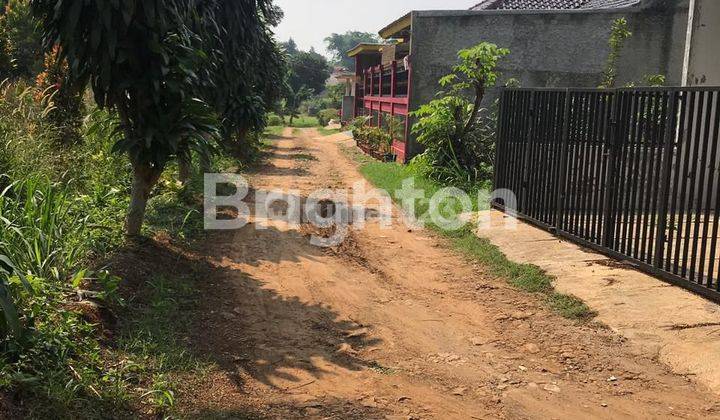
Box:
(347, 37, 411, 163)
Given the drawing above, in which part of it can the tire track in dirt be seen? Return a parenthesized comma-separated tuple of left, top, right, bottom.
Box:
(177, 128, 720, 419)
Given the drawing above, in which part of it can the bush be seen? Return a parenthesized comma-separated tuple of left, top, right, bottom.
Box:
(0, 0, 44, 79)
(34, 45, 84, 143)
(317, 108, 339, 127)
(411, 42, 509, 188)
(266, 113, 283, 126)
(352, 118, 392, 156)
(0, 176, 89, 282)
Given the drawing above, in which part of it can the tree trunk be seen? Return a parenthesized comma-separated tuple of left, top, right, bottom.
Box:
(199, 152, 212, 173)
(462, 84, 485, 137)
(178, 153, 192, 186)
(289, 114, 294, 126)
(126, 159, 163, 237)
(235, 126, 250, 159)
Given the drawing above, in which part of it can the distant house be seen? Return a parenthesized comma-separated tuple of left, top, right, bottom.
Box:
(325, 66, 352, 87)
(344, 0, 718, 163)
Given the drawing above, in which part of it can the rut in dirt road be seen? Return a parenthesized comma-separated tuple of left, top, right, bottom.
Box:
(176, 128, 720, 419)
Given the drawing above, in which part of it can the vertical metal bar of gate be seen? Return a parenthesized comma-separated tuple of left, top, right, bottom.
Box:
(601, 92, 620, 248)
(555, 89, 572, 232)
(493, 86, 720, 303)
(493, 89, 505, 199)
(520, 92, 536, 215)
(654, 91, 679, 268)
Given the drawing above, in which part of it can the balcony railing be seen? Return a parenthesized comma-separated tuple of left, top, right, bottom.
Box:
(363, 60, 409, 99)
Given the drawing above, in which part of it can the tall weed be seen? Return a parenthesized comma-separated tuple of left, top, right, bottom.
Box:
(0, 176, 88, 281)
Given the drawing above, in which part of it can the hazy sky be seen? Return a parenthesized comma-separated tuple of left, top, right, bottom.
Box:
(273, 0, 478, 58)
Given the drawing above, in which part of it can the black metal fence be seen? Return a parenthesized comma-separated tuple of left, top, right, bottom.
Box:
(493, 87, 720, 302)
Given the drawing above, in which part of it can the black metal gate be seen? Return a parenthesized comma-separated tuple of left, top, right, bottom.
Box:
(493, 87, 720, 302)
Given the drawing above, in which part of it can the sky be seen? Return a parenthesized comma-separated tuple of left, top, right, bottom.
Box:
(273, 0, 478, 58)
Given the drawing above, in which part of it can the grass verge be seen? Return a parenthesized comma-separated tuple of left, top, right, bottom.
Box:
(1, 129, 275, 418)
(288, 115, 319, 128)
(317, 127, 341, 136)
(341, 145, 594, 321)
(116, 274, 212, 418)
(264, 125, 285, 138)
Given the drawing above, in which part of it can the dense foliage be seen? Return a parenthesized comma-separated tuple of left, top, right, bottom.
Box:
(350, 116, 405, 160)
(194, 0, 286, 158)
(324, 30, 378, 69)
(317, 108, 339, 127)
(601, 17, 632, 89)
(31, 0, 284, 235)
(302, 83, 344, 116)
(0, 0, 43, 79)
(287, 49, 331, 95)
(411, 42, 509, 188)
(276, 40, 331, 126)
(0, 78, 242, 414)
(0, 0, 285, 415)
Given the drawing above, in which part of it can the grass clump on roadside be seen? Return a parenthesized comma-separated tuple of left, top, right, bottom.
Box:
(116, 275, 213, 417)
(343, 146, 595, 321)
(264, 125, 285, 138)
(445, 226, 594, 320)
(317, 127, 342, 136)
(289, 115, 319, 128)
(0, 85, 249, 416)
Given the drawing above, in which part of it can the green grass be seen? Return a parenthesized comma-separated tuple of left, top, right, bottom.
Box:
(0, 78, 261, 418)
(342, 145, 594, 321)
(288, 115, 319, 128)
(317, 127, 342, 136)
(264, 125, 285, 138)
(116, 275, 213, 417)
(0, 159, 228, 418)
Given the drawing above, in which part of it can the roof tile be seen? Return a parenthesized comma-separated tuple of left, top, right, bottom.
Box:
(470, 0, 640, 10)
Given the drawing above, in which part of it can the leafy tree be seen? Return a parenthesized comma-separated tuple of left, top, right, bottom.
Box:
(187, 0, 286, 174)
(282, 37, 299, 56)
(33, 0, 284, 234)
(325, 31, 378, 69)
(601, 17, 631, 88)
(284, 85, 312, 125)
(275, 41, 330, 123)
(31, 0, 221, 236)
(412, 42, 509, 186)
(288, 49, 330, 95)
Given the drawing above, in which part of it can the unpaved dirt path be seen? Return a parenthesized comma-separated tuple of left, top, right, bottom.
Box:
(179, 128, 720, 419)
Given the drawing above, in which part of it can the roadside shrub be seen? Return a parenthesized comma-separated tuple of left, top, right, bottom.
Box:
(34, 44, 84, 143)
(0, 78, 65, 180)
(0, 176, 88, 282)
(352, 122, 392, 157)
(411, 42, 509, 188)
(266, 113, 283, 126)
(317, 108, 339, 127)
(0, 0, 43, 79)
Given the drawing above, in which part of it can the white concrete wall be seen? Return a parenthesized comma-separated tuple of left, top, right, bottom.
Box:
(685, 0, 720, 86)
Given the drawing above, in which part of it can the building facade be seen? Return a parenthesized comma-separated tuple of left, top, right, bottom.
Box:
(346, 0, 716, 162)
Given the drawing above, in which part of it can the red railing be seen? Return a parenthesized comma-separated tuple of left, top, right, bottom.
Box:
(363, 60, 409, 100)
(357, 59, 412, 163)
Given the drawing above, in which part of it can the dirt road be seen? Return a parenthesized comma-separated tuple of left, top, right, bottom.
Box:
(178, 128, 720, 419)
